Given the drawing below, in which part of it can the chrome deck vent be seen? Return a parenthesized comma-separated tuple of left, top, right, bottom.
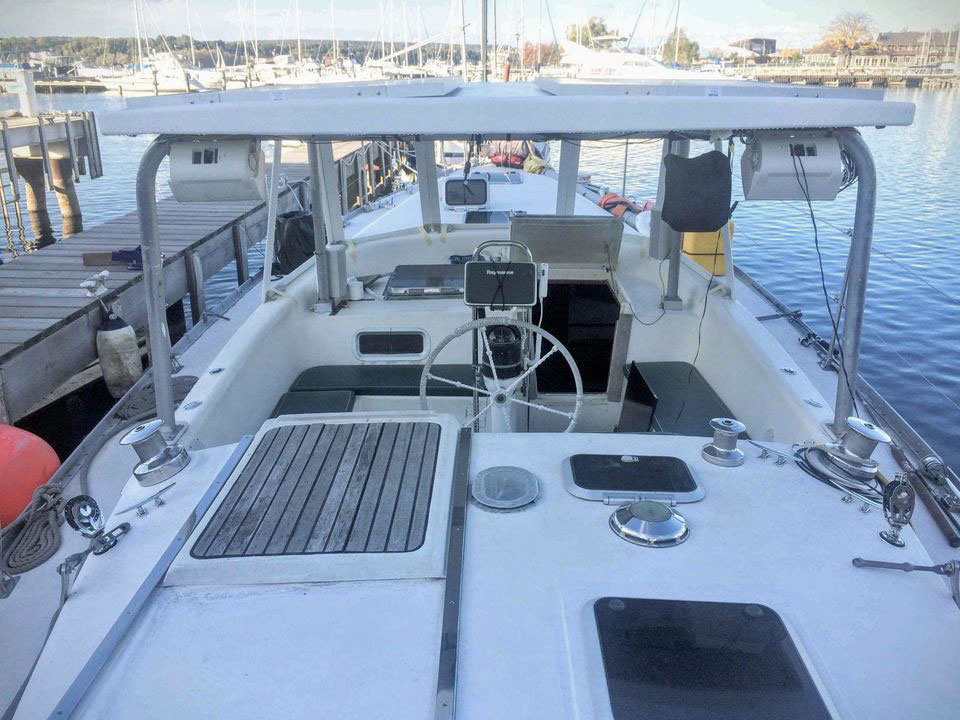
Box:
(609, 501, 689, 548)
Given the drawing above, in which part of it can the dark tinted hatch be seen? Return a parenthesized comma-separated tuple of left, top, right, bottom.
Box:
(594, 598, 831, 720)
(570, 455, 697, 494)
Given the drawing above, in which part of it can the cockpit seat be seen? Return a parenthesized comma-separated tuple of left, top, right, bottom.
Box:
(289, 364, 476, 397)
(271, 390, 356, 418)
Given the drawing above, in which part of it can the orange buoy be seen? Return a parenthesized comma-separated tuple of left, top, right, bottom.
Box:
(0, 425, 59, 527)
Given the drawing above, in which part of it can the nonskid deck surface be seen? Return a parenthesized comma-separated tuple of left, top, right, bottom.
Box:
(191, 420, 441, 558)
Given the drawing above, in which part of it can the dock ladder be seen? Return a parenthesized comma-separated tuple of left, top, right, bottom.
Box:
(0, 119, 25, 250)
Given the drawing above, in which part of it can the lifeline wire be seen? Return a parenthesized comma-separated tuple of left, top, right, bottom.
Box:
(791, 151, 860, 417)
(674, 229, 721, 425)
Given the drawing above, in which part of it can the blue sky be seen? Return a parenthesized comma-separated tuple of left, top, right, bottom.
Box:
(3, 0, 959, 51)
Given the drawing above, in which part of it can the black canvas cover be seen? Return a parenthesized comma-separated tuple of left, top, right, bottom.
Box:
(273, 210, 318, 275)
(660, 150, 732, 233)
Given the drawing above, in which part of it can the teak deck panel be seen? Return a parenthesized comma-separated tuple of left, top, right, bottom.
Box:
(191, 421, 441, 558)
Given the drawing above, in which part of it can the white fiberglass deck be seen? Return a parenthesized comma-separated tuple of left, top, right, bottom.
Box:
(18, 425, 960, 719)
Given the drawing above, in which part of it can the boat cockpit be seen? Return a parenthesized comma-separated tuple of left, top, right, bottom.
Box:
(10, 80, 960, 720)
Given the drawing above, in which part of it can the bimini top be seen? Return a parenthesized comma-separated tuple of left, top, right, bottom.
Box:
(98, 77, 915, 140)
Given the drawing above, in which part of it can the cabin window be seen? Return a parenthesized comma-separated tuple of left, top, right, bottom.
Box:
(356, 331, 426, 357)
(534, 282, 620, 394)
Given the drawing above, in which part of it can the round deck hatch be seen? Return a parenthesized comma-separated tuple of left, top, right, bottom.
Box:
(472, 466, 540, 510)
(610, 501, 689, 547)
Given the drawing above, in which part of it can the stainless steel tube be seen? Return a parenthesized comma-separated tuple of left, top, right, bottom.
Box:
(308, 142, 331, 302)
(480, 0, 488, 82)
(832, 129, 877, 434)
(135, 137, 176, 433)
(662, 137, 689, 310)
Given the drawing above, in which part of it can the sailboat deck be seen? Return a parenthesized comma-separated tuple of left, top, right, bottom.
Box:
(25, 429, 960, 720)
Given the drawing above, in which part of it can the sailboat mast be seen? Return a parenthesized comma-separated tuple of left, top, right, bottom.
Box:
(537, 0, 542, 67)
(672, 0, 681, 64)
(296, 0, 302, 63)
(519, 0, 524, 79)
(186, 0, 197, 66)
(417, 5, 424, 67)
(380, 0, 387, 58)
(401, 1, 408, 65)
(480, 0, 488, 81)
(649, 0, 656, 57)
(134, 0, 143, 70)
(492, 0, 497, 76)
(330, 0, 339, 63)
(954, 23, 960, 76)
(390, 0, 395, 56)
(458, 0, 468, 80)
(253, 0, 260, 59)
(447, 0, 454, 63)
(239, 1, 249, 66)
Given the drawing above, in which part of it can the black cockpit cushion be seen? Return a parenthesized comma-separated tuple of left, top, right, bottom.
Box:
(291, 364, 476, 397)
(271, 390, 356, 418)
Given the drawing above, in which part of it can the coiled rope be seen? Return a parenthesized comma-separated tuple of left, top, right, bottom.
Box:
(0, 482, 63, 575)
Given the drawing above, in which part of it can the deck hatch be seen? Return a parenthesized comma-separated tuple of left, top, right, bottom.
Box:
(191, 421, 441, 558)
(594, 597, 832, 720)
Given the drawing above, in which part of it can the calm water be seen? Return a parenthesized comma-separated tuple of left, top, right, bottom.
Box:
(1, 90, 958, 470)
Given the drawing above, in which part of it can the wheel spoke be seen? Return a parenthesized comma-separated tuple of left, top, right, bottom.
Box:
(506, 395, 575, 419)
(479, 327, 502, 392)
(506, 345, 559, 395)
(465, 397, 495, 428)
(426, 373, 490, 396)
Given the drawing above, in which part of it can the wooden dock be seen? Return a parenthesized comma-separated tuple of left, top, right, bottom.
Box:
(0, 175, 303, 423)
(738, 67, 959, 89)
(0, 138, 399, 424)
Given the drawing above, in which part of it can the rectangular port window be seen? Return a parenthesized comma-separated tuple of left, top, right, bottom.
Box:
(356, 331, 426, 357)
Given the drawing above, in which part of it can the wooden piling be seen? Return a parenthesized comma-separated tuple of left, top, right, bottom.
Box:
(14, 158, 55, 248)
(50, 158, 83, 236)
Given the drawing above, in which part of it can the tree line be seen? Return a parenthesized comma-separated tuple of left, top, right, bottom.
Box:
(0, 35, 503, 68)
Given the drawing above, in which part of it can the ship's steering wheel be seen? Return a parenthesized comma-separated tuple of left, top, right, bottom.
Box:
(419, 316, 583, 432)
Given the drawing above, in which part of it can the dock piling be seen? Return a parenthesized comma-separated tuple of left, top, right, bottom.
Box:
(14, 158, 55, 247)
(50, 159, 83, 237)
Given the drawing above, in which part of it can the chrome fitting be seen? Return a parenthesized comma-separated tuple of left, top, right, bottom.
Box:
(120, 418, 190, 486)
(701, 417, 746, 467)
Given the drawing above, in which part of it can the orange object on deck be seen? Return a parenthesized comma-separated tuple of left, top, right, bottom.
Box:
(598, 193, 642, 218)
(0, 425, 60, 527)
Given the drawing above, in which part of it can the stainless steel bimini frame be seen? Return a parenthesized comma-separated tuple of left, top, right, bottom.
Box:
(832, 129, 877, 434)
(136, 138, 177, 433)
(135, 129, 879, 438)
